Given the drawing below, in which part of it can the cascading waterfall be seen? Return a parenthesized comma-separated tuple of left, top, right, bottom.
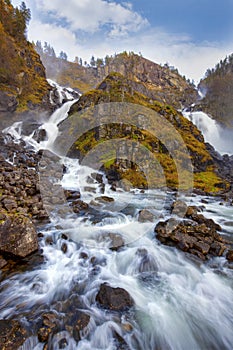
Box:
(183, 110, 233, 155)
(1, 96, 233, 350)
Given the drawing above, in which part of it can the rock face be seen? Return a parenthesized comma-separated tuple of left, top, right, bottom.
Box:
(96, 283, 134, 311)
(0, 212, 38, 258)
(198, 54, 233, 128)
(155, 202, 231, 261)
(0, 0, 52, 122)
(43, 52, 198, 110)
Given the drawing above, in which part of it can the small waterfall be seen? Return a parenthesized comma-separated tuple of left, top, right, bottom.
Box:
(183, 110, 233, 155)
(3, 99, 78, 153)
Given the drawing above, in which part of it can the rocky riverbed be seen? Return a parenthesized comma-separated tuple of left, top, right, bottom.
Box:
(0, 130, 233, 349)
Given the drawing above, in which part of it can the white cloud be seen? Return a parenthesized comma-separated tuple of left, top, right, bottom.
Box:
(11, 0, 233, 82)
(28, 20, 78, 59)
(32, 0, 148, 35)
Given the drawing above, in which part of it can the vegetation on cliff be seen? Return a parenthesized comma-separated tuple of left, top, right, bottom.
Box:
(0, 0, 50, 113)
(36, 44, 198, 110)
(198, 53, 233, 127)
(65, 73, 227, 193)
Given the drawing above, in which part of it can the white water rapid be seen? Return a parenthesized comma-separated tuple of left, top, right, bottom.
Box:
(1, 98, 233, 350)
(183, 110, 233, 155)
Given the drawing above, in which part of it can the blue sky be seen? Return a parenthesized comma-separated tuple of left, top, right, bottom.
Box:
(11, 0, 233, 82)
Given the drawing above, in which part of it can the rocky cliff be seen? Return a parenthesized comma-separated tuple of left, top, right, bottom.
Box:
(62, 72, 228, 193)
(42, 52, 198, 110)
(198, 53, 233, 128)
(0, 0, 52, 125)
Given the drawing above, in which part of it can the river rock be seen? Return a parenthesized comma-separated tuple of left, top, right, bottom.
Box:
(155, 205, 228, 261)
(0, 256, 7, 269)
(98, 232, 125, 251)
(138, 209, 155, 223)
(0, 320, 27, 349)
(96, 283, 134, 311)
(226, 250, 233, 262)
(171, 200, 188, 217)
(70, 311, 90, 342)
(72, 200, 89, 213)
(95, 196, 115, 203)
(0, 212, 38, 258)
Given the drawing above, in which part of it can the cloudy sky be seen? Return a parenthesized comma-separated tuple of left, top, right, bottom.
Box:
(11, 0, 233, 82)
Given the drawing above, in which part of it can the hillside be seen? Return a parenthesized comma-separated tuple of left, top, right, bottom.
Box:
(57, 72, 228, 193)
(198, 54, 233, 127)
(0, 0, 51, 117)
(39, 49, 198, 110)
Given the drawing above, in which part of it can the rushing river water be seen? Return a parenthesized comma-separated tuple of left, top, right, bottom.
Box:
(1, 99, 233, 350)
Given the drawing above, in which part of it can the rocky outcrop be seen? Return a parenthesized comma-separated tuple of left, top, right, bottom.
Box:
(96, 283, 134, 311)
(155, 202, 232, 261)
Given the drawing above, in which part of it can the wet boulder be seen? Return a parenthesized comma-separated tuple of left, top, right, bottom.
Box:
(135, 248, 158, 273)
(0, 255, 7, 269)
(0, 320, 27, 349)
(72, 200, 89, 213)
(95, 196, 115, 203)
(138, 209, 155, 223)
(171, 200, 188, 217)
(0, 212, 38, 258)
(96, 283, 134, 311)
(155, 207, 228, 261)
(98, 232, 125, 251)
(226, 250, 233, 262)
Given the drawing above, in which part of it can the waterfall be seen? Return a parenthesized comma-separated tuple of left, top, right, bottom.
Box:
(183, 110, 233, 155)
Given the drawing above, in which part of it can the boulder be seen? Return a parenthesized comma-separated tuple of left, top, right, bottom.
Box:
(0, 212, 38, 258)
(138, 209, 155, 223)
(98, 232, 125, 251)
(0, 320, 27, 349)
(0, 256, 7, 269)
(96, 283, 134, 311)
(226, 250, 233, 262)
(72, 200, 89, 213)
(171, 200, 188, 217)
(95, 196, 114, 203)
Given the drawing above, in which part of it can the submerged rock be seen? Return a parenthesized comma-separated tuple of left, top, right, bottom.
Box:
(96, 283, 134, 311)
(98, 232, 125, 251)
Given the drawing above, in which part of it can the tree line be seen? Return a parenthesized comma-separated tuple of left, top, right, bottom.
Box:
(0, 0, 31, 41)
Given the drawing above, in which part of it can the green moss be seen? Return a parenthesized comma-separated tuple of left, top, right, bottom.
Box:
(194, 171, 229, 193)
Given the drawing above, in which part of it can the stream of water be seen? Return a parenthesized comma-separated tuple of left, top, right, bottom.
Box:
(1, 99, 233, 350)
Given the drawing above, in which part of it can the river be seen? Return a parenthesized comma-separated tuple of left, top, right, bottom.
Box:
(1, 97, 233, 350)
